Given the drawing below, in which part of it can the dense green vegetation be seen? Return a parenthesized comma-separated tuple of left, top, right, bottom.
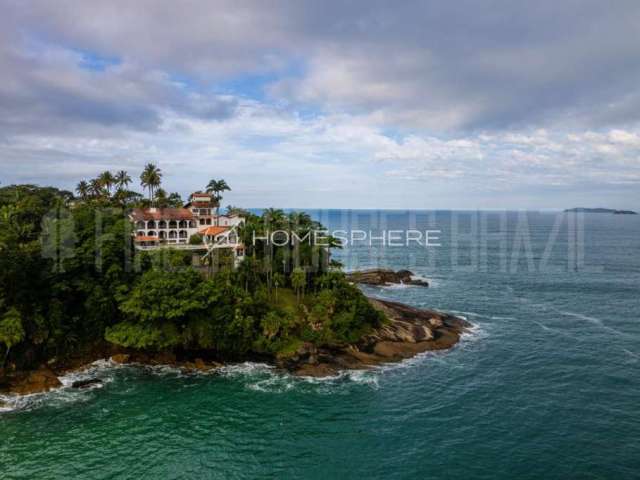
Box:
(0, 177, 384, 372)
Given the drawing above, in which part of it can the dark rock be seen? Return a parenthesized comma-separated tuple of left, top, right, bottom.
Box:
(71, 378, 103, 389)
(346, 269, 429, 287)
(293, 363, 337, 377)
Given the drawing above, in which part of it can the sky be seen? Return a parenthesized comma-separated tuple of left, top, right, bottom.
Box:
(1, 1, 639, 210)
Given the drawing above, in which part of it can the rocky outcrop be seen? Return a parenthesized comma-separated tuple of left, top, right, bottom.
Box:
(110, 354, 130, 364)
(284, 298, 471, 376)
(9, 368, 62, 395)
(71, 378, 103, 389)
(347, 269, 429, 287)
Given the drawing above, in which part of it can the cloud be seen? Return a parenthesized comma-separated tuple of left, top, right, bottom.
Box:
(0, 1, 639, 208)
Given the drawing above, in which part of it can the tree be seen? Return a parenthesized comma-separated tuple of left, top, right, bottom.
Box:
(76, 180, 89, 200)
(0, 308, 25, 367)
(89, 178, 105, 199)
(155, 188, 168, 207)
(98, 171, 116, 196)
(291, 267, 306, 304)
(167, 192, 183, 208)
(272, 272, 284, 302)
(114, 170, 132, 191)
(206, 179, 231, 225)
(140, 163, 162, 202)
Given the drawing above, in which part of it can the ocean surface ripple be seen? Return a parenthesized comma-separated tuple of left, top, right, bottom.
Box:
(1, 211, 639, 479)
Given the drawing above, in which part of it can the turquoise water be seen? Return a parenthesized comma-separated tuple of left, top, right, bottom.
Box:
(2, 211, 639, 479)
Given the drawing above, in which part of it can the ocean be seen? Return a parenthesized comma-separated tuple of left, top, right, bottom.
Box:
(1, 210, 639, 479)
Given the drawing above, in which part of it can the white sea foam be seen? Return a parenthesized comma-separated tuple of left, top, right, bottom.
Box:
(557, 309, 626, 337)
(0, 358, 122, 414)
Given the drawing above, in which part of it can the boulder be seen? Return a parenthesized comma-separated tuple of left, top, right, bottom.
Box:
(294, 363, 337, 377)
(111, 354, 130, 364)
(10, 368, 62, 395)
(71, 378, 103, 389)
(412, 325, 434, 341)
(428, 317, 444, 328)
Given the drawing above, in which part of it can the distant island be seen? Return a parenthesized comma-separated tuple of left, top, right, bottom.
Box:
(564, 208, 638, 215)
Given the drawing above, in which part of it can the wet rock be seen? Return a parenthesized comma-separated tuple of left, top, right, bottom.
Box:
(346, 269, 429, 287)
(111, 354, 130, 364)
(71, 378, 103, 389)
(293, 363, 337, 377)
(442, 315, 473, 332)
(10, 368, 62, 395)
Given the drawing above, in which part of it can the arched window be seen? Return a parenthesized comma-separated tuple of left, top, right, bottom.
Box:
(158, 220, 167, 229)
(179, 230, 188, 238)
(137, 231, 145, 236)
(136, 221, 145, 229)
(159, 231, 167, 239)
(179, 220, 187, 228)
(169, 230, 177, 239)
(147, 220, 156, 229)
(189, 220, 195, 228)
(169, 220, 178, 229)
(147, 230, 156, 237)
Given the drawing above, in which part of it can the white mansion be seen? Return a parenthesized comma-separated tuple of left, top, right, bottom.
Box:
(129, 192, 245, 262)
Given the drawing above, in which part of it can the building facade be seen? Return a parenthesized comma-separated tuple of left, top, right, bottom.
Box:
(129, 192, 246, 262)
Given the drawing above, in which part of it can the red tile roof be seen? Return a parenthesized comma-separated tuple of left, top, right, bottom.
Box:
(131, 208, 194, 221)
(199, 226, 229, 236)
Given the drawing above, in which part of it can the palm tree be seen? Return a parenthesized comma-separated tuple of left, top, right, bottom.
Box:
(206, 179, 231, 225)
(114, 170, 132, 191)
(272, 272, 284, 302)
(98, 171, 115, 196)
(89, 178, 105, 199)
(155, 188, 168, 207)
(291, 267, 306, 305)
(75, 180, 89, 200)
(140, 163, 162, 202)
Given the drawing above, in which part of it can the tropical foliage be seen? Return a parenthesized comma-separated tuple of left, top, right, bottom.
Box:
(0, 179, 384, 372)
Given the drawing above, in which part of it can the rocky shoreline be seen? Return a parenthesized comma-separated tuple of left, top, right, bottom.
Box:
(0, 298, 471, 398)
(281, 298, 471, 376)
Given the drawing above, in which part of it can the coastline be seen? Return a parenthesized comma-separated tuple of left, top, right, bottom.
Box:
(0, 297, 471, 404)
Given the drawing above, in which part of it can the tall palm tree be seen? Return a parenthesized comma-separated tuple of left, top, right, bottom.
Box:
(114, 170, 132, 191)
(88, 178, 104, 199)
(75, 180, 89, 200)
(140, 163, 162, 202)
(98, 171, 115, 196)
(206, 179, 231, 225)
